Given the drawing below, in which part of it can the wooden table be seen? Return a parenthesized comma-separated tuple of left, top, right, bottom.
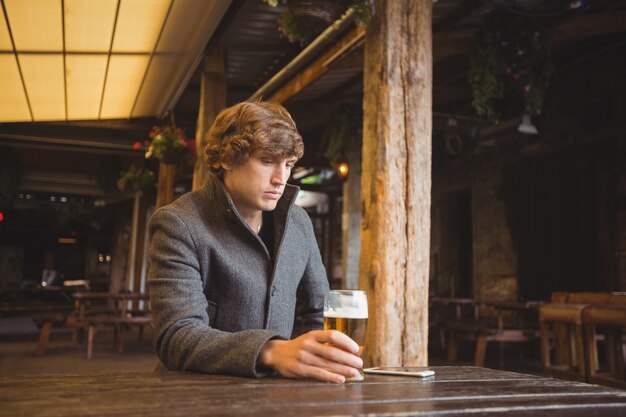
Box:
(34, 292, 152, 358)
(72, 292, 151, 359)
(2, 367, 626, 416)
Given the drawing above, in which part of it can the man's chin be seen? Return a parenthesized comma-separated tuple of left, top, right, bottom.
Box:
(262, 202, 279, 212)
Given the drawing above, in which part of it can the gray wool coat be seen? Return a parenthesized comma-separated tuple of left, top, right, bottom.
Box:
(147, 173, 328, 377)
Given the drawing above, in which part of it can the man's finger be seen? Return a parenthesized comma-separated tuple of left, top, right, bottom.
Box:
(314, 330, 360, 353)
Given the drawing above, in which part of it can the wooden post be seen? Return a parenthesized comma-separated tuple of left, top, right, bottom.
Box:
(125, 191, 141, 293)
(124, 191, 150, 311)
(192, 47, 226, 190)
(360, 0, 433, 367)
(342, 147, 362, 290)
(156, 162, 175, 208)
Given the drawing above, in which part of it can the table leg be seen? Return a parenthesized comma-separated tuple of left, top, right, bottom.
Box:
(474, 335, 487, 367)
(35, 322, 52, 356)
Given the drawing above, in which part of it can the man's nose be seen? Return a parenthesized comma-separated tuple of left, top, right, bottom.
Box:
(271, 165, 289, 184)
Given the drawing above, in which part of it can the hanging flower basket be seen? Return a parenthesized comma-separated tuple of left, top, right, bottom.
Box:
(469, 9, 553, 122)
(264, 0, 373, 46)
(288, 0, 348, 30)
(137, 124, 195, 165)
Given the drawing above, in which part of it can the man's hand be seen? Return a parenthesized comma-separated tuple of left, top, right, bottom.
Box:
(258, 330, 363, 383)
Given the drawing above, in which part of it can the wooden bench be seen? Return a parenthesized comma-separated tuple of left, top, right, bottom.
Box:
(445, 301, 540, 368)
(85, 313, 153, 359)
(582, 305, 626, 388)
(474, 302, 540, 368)
(545, 292, 626, 383)
(539, 303, 587, 381)
(73, 292, 152, 359)
(430, 297, 478, 351)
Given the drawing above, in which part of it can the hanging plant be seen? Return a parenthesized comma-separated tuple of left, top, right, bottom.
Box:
(278, 9, 322, 45)
(117, 165, 156, 194)
(321, 103, 362, 168)
(263, 0, 373, 46)
(134, 121, 195, 165)
(469, 9, 553, 122)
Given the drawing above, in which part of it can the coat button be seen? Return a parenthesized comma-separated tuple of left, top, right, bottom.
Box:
(271, 285, 277, 296)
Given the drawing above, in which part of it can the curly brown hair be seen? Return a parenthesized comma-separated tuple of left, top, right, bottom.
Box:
(203, 101, 304, 175)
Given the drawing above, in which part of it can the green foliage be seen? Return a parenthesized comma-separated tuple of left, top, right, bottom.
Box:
(351, 0, 373, 25)
(469, 9, 553, 122)
(139, 124, 195, 165)
(117, 165, 156, 194)
(266, 0, 373, 46)
(279, 9, 321, 45)
(322, 103, 362, 167)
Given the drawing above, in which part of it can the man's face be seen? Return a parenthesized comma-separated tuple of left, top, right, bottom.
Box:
(222, 149, 298, 218)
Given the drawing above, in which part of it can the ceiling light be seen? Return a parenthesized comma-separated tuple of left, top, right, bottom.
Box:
(0, 0, 232, 122)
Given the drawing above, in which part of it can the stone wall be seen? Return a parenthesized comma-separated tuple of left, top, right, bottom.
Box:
(431, 140, 518, 302)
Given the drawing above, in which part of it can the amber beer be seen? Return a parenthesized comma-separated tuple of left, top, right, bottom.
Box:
(323, 314, 368, 348)
(323, 290, 368, 381)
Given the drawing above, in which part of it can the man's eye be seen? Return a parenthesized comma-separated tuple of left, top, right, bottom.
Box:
(262, 159, 273, 165)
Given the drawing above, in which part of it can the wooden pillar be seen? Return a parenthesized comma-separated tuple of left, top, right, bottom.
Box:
(192, 46, 227, 190)
(125, 192, 150, 308)
(156, 162, 175, 208)
(125, 191, 141, 292)
(360, 0, 433, 367)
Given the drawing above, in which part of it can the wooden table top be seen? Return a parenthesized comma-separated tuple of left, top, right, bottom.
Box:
(2, 366, 626, 416)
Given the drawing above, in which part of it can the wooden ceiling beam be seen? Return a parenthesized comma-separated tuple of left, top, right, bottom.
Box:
(266, 9, 626, 105)
(550, 9, 626, 43)
(268, 26, 365, 104)
(434, 9, 626, 61)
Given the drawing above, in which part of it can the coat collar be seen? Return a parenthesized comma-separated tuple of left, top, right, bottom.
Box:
(201, 173, 300, 227)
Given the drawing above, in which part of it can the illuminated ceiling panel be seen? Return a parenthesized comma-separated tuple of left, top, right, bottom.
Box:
(157, 0, 219, 53)
(66, 54, 107, 120)
(134, 0, 232, 117)
(112, 0, 170, 53)
(64, 0, 117, 52)
(0, 55, 30, 121)
(19, 54, 65, 121)
(132, 55, 180, 118)
(100, 55, 149, 119)
(0, 0, 232, 122)
(0, 10, 12, 50)
(4, 0, 62, 51)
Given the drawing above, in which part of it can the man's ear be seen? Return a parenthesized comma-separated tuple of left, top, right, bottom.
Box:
(220, 160, 233, 171)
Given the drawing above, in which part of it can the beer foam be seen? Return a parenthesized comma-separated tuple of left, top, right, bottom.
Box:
(324, 306, 368, 319)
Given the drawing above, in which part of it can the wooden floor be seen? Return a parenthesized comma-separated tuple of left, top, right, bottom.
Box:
(0, 314, 158, 376)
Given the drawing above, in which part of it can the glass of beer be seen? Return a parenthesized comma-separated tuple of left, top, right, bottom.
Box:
(323, 290, 368, 381)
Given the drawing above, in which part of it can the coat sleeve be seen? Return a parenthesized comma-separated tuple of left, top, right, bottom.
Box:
(292, 210, 329, 337)
(147, 207, 281, 377)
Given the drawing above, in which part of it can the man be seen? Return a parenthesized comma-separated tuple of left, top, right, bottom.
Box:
(148, 101, 362, 383)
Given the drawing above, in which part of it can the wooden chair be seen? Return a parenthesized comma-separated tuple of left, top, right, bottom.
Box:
(84, 294, 152, 359)
(473, 302, 540, 368)
(430, 297, 478, 352)
(539, 303, 587, 381)
(582, 305, 626, 388)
